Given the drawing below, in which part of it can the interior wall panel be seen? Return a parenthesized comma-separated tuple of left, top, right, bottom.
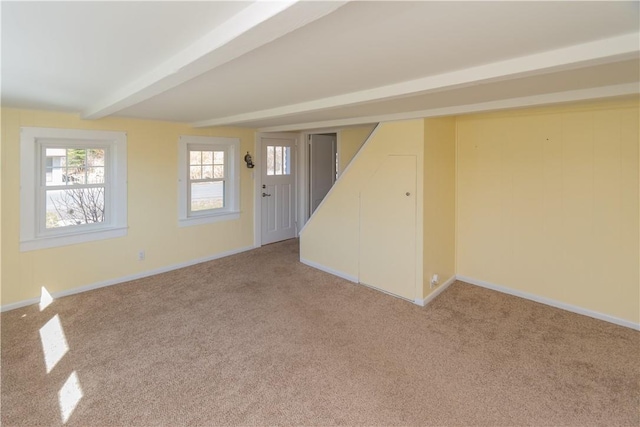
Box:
(456, 100, 640, 324)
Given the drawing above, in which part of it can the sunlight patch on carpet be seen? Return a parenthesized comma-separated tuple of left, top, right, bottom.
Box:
(39, 314, 69, 373)
(58, 371, 83, 423)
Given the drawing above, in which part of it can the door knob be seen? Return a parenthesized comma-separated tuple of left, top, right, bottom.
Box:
(262, 192, 271, 197)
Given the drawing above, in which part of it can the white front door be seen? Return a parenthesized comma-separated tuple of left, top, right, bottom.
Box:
(260, 134, 297, 245)
(309, 134, 336, 215)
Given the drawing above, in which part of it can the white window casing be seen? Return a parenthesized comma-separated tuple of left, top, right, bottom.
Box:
(20, 127, 128, 251)
(178, 135, 240, 227)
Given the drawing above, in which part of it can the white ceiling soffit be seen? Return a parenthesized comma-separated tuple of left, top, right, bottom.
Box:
(82, 1, 347, 119)
(0, 1, 346, 117)
(2, 1, 639, 129)
(252, 59, 640, 131)
(191, 34, 639, 129)
(1, 1, 252, 111)
(144, 0, 637, 130)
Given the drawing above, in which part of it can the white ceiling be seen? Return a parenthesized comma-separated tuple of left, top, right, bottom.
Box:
(2, 1, 639, 131)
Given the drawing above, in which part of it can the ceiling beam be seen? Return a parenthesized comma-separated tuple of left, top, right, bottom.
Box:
(257, 84, 639, 132)
(192, 33, 639, 128)
(82, 1, 347, 120)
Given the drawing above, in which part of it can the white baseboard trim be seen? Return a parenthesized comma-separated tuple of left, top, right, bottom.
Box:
(414, 275, 457, 306)
(299, 257, 358, 283)
(1, 245, 256, 313)
(457, 275, 640, 331)
(1, 297, 41, 313)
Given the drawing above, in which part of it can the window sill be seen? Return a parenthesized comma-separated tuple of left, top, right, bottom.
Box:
(20, 226, 128, 252)
(178, 211, 240, 228)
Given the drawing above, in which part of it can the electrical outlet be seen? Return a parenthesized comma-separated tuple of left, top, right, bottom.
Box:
(138, 250, 145, 261)
(430, 274, 439, 288)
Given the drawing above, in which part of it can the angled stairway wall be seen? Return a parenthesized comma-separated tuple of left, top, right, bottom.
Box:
(300, 118, 456, 300)
(300, 120, 425, 294)
(300, 119, 456, 302)
(338, 125, 377, 176)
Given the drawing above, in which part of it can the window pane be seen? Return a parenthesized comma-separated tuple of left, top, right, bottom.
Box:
(47, 167, 66, 186)
(189, 151, 201, 165)
(87, 149, 105, 166)
(66, 148, 86, 167)
(46, 149, 65, 186)
(213, 165, 224, 178)
(46, 148, 66, 169)
(190, 166, 202, 180)
(46, 148, 66, 157)
(267, 146, 275, 176)
(65, 149, 87, 185)
(275, 146, 282, 175)
(202, 151, 213, 164)
(213, 151, 224, 164)
(45, 148, 107, 185)
(202, 165, 213, 179)
(45, 188, 105, 228)
(191, 181, 224, 211)
(86, 167, 105, 184)
(65, 169, 86, 185)
(45, 160, 53, 182)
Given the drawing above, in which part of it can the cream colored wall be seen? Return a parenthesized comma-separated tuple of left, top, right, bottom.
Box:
(7, 99, 636, 325)
(456, 99, 640, 324)
(1, 108, 256, 306)
(423, 117, 456, 297)
(0, 111, 3, 295)
(300, 120, 424, 297)
(338, 125, 376, 176)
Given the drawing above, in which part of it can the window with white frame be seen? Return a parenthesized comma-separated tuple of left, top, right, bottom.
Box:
(178, 135, 240, 226)
(20, 127, 127, 251)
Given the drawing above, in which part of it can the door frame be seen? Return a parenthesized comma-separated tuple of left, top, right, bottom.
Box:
(308, 133, 337, 217)
(253, 132, 299, 247)
(254, 128, 344, 247)
(297, 128, 342, 231)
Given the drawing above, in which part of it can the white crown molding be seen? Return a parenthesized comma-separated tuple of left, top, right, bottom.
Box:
(82, 1, 347, 120)
(192, 33, 640, 128)
(257, 83, 639, 132)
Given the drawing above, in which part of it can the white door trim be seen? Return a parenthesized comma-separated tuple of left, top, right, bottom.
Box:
(308, 133, 337, 216)
(253, 132, 261, 248)
(298, 128, 342, 230)
(254, 132, 299, 247)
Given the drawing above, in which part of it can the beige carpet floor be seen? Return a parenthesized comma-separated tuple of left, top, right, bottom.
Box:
(1, 239, 639, 426)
